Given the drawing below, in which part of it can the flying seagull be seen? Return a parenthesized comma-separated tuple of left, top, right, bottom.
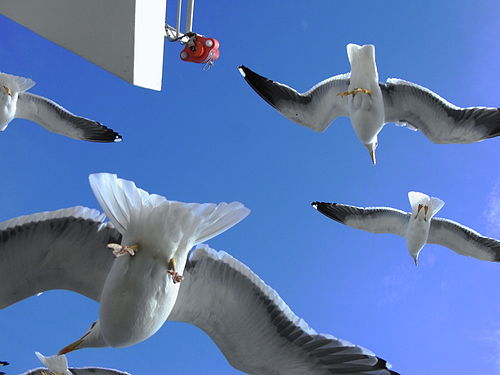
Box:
(239, 44, 500, 164)
(312, 191, 500, 265)
(0, 72, 122, 142)
(20, 352, 132, 375)
(0, 177, 398, 374)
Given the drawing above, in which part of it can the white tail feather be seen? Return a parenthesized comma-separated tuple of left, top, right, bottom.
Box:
(89, 173, 162, 233)
(35, 352, 70, 375)
(346, 44, 378, 82)
(408, 191, 445, 217)
(89, 173, 250, 247)
(429, 197, 445, 218)
(408, 191, 429, 212)
(191, 201, 250, 243)
(0, 72, 35, 92)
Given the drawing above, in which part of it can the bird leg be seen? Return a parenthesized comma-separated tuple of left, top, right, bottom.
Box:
(167, 258, 184, 284)
(107, 243, 140, 257)
(337, 88, 372, 97)
(2, 86, 12, 96)
(414, 204, 423, 219)
(423, 205, 429, 222)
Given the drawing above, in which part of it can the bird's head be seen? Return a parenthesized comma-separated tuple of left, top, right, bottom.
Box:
(410, 249, 422, 266)
(58, 320, 106, 354)
(364, 139, 378, 165)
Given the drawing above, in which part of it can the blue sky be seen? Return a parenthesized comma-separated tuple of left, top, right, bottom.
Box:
(1, 1, 500, 374)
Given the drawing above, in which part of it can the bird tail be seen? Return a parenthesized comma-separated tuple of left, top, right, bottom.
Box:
(408, 191, 444, 218)
(0, 72, 35, 92)
(428, 196, 445, 218)
(88, 173, 250, 247)
(346, 44, 378, 81)
(35, 352, 69, 374)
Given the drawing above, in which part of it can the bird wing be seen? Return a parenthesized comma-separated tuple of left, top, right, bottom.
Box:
(15, 92, 122, 142)
(239, 65, 350, 132)
(0, 207, 121, 308)
(427, 217, 500, 261)
(168, 245, 398, 375)
(313, 202, 409, 236)
(380, 78, 500, 143)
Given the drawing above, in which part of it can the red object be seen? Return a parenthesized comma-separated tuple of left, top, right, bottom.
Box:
(180, 35, 220, 64)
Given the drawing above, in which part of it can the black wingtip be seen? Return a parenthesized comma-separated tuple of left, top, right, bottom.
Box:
(311, 201, 323, 209)
(311, 202, 346, 223)
(375, 358, 400, 375)
(237, 65, 280, 107)
(0, 362, 8, 366)
(84, 122, 123, 143)
(237, 65, 250, 77)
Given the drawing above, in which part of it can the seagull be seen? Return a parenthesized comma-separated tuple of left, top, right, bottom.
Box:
(20, 352, 132, 375)
(312, 191, 500, 265)
(0, 72, 122, 142)
(239, 43, 500, 164)
(0, 178, 398, 374)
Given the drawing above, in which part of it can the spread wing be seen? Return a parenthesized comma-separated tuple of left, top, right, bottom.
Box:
(381, 79, 500, 144)
(15, 92, 122, 142)
(168, 245, 399, 375)
(0, 207, 120, 308)
(428, 218, 500, 261)
(239, 65, 350, 132)
(313, 202, 409, 236)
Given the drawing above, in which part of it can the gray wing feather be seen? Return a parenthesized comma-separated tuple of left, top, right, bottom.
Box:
(313, 202, 409, 237)
(0, 207, 120, 308)
(15, 93, 122, 142)
(428, 218, 500, 261)
(239, 66, 350, 132)
(381, 79, 500, 143)
(168, 245, 398, 375)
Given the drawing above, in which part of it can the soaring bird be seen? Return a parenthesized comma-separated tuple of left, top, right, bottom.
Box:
(20, 352, 132, 375)
(0, 72, 122, 142)
(312, 192, 500, 265)
(239, 44, 500, 164)
(0, 177, 398, 374)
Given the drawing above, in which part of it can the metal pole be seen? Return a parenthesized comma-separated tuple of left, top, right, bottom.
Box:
(176, 0, 183, 38)
(185, 0, 194, 33)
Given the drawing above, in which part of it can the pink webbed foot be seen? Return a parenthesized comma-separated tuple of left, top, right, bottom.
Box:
(167, 270, 184, 284)
(107, 243, 139, 257)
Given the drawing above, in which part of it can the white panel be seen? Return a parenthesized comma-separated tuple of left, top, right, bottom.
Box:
(134, 0, 167, 90)
(0, 0, 166, 90)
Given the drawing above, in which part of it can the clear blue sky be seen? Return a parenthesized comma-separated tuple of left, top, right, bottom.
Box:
(1, 1, 500, 374)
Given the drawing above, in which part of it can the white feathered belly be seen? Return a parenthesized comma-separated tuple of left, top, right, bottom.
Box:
(349, 92, 384, 143)
(405, 220, 430, 254)
(99, 254, 180, 347)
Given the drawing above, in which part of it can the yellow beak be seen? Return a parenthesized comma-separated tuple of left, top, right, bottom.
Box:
(58, 337, 85, 355)
(369, 149, 376, 165)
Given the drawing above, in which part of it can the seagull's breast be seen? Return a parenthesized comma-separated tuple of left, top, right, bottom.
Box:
(349, 85, 384, 143)
(405, 218, 431, 255)
(98, 252, 180, 347)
